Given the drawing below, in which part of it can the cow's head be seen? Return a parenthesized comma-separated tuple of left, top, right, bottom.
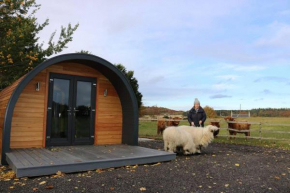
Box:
(172, 117, 181, 126)
(210, 121, 220, 128)
(224, 116, 235, 122)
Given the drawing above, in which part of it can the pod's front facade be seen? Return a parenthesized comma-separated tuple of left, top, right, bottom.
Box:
(0, 54, 139, 165)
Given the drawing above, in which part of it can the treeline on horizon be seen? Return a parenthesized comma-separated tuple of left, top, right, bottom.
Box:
(141, 106, 290, 117)
(216, 108, 290, 117)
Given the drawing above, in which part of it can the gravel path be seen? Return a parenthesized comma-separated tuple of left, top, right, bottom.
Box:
(0, 140, 289, 193)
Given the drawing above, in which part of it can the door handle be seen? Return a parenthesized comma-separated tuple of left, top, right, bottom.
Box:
(67, 108, 72, 115)
(74, 108, 79, 112)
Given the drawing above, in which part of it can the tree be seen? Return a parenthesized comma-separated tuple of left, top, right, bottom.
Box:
(182, 111, 189, 117)
(0, 0, 79, 89)
(76, 50, 91, 54)
(114, 64, 143, 109)
(203, 106, 217, 118)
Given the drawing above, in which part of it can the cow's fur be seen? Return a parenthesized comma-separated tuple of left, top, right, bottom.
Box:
(224, 116, 251, 139)
(163, 126, 196, 155)
(157, 117, 181, 135)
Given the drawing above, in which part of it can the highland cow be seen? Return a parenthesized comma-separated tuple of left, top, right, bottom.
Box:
(157, 117, 181, 135)
(210, 121, 220, 138)
(224, 116, 251, 139)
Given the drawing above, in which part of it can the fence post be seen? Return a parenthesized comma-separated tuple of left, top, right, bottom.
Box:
(227, 121, 229, 140)
(259, 122, 262, 142)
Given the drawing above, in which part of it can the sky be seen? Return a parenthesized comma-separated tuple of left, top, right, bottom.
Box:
(35, 0, 290, 110)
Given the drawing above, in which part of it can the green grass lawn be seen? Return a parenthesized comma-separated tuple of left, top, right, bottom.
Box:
(139, 117, 290, 150)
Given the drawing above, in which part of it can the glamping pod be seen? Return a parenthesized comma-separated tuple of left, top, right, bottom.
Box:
(0, 54, 139, 165)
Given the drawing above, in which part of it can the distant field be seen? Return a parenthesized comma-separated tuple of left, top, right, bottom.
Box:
(139, 117, 290, 150)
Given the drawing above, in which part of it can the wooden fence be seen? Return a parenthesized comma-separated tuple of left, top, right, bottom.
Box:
(139, 118, 290, 141)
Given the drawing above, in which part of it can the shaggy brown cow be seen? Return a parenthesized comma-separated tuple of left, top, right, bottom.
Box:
(157, 117, 181, 135)
(210, 121, 220, 138)
(224, 116, 251, 139)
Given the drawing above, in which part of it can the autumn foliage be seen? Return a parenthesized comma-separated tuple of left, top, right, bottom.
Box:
(0, 0, 79, 89)
(203, 106, 217, 118)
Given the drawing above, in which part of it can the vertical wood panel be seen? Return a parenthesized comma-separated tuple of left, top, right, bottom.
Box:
(11, 72, 45, 148)
(95, 77, 122, 145)
(0, 76, 26, 154)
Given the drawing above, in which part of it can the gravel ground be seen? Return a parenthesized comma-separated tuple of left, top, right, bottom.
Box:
(0, 140, 289, 193)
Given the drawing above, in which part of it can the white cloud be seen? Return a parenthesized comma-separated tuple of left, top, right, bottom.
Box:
(254, 76, 290, 85)
(147, 76, 165, 84)
(215, 75, 240, 81)
(218, 63, 266, 72)
(212, 83, 236, 91)
(255, 22, 290, 48)
(279, 9, 290, 16)
(235, 65, 266, 71)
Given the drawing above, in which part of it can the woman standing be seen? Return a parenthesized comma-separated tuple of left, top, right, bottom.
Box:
(187, 98, 207, 127)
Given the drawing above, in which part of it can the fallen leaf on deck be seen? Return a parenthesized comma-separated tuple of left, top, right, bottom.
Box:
(9, 186, 14, 189)
(39, 181, 46, 185)
(32, 187, 38, 191)
(0, 170, 15, 181)
(51, 171, 65, 178)
(235, 164, 240, 167)
(140, 187, 146, 191)
(151, 163, 161, 166)
(45, 185, 54, 189)
(274, 176, 280, 180)
(96, 169, 104, 173)
(0, 166, 6, 170)
(13, 181, 25, 186)
(110, 187, 115, 190)
(225, 184, 230, 187)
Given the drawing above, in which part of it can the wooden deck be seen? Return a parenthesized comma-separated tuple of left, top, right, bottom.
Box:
(6, 145, 176, 178)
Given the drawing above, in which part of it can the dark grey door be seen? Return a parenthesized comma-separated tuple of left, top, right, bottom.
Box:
(46, 73, 96, 146)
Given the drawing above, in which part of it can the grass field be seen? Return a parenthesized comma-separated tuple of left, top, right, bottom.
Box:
(139, 117, 290, 150)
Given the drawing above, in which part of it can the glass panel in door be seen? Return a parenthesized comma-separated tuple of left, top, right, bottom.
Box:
(51, 78, 70, 139)
(74, 81, 92, 139)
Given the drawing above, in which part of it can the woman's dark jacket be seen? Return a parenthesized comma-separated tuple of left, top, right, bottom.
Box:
(187, 107, 207, 127)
